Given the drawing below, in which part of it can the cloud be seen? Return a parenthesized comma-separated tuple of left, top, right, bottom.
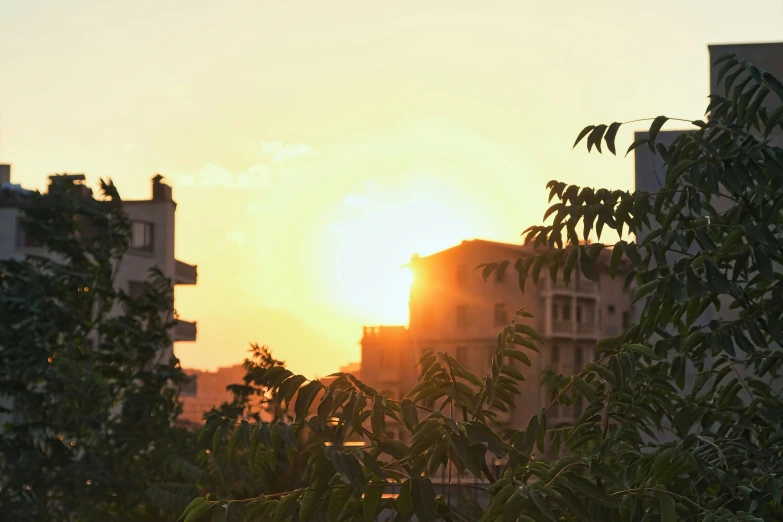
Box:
(226, 231, 245, 245)
(198, 163, 271, 190)
(342, 194, 370, 207)
(260, 141, 316, 164)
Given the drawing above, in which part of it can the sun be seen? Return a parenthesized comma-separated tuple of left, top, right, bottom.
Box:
(322, 186, 477, 326)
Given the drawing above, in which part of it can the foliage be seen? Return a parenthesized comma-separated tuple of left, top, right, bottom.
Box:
(179, 53, 782, 520)
(0, 178, 191, 521)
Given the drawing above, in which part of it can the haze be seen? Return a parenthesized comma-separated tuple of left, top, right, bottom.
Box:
(1, 0, 781, 377)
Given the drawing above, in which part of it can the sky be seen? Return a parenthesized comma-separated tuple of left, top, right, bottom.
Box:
(1, 0, 781, 378)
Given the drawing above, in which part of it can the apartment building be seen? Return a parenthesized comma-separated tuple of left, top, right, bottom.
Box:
(0, 165, 198, 356)
(360, 239, 633, 435)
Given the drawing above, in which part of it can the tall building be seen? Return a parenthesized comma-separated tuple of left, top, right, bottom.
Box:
(0, 165, 198, 352)
(360, 239, 633, 435)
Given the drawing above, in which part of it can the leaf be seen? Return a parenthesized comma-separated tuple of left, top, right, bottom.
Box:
(529, 488, 557, 522)
(573, 376, 596, 401)
(363, 483, 385, 522)
(371, 394, 386, 438)
(628, 344, 657, 359)
(579, 247, 598, 281)
(278, 374, 307, 408)
(274, 492, 300, 522)
(396, 480, 414, 516)
(401, 399, 419, 431)
(411, 479, 437, 522)
(588, 124, 608, 153)
(632, 280, 659, 303)
(626, 137, 647, 157)
(329, 487, 352, 522)
(648, 116, 668, 151)
(563, 248, 578, 285)
(573, 125, 595, 148)
(295, 380, 323, 421)
(567, 475, 618, 506)
(660, 493, 676, 522)
(184, 500, 218, 522)
(609, 243, 623, 278)
(604, 122, 622, 155)
(179, 498, 207, 522)
(514, 323, 543, 342)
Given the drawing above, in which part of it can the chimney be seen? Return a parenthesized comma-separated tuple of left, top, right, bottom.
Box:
(47, 174, 91, 198)
(0, 164, 10, 185)
(152, 174, 172, 201)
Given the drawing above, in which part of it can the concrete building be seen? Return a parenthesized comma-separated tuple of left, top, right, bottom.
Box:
(0, 165, 198, 351)
(359, 239, 633, 435)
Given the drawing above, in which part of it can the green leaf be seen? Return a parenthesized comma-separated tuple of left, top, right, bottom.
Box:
(295, 380, 323, 421)
(515, 323, 543, 342)
(573, 125, 595, 148)
(588, 124, 608, 153)
(648, 116, 668, 151)
(568, 475, 618, 506)
(563, 248, 578, 285)
(274, 492, 300, 522)
(632, 280, 659, 303)
(401, 399, 419, 431)
(604, 122, 622, 155)
(573, 376, 596, 401)
(609, 243, 623, 278)
(529, 488, 557, 522)
(184, 500, 218, 522)
(396, 480, 413, 516)
(579, 246, 598, 281)
(278, 374, 307, 408)
(179, 497, 207, 522)
(329, 487, 352, 522)
(628, 344, 657, 359)
(660, 493, 676, 522)
(363, 483, 385, 522)
(371, 394, 386, 438)
(411, 479, 437, 522)
(626, 137, 647, 157)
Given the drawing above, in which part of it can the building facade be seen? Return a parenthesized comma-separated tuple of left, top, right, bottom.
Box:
(0, 165, 198, 351)
(360, 239, 633, 435)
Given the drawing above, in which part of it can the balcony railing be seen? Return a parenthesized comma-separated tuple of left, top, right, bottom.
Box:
(546, 278, 598, 295)
(551, 320, 575, 336)
(172, 320, 197, 342)
(577, 323, 597, 336)
(175, 259, 198, 285)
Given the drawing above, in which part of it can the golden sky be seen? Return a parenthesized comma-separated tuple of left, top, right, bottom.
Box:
(2, 1, 782, 378)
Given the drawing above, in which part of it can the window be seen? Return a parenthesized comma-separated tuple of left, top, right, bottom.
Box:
(130, 221, 154, 253)
(622, 311, 630, 329)
(551, 345, 560, 364)
(607, 304, 616, 315)
(456, 346, 468, 365)
(456, 263, 468, 287)
(494, 303, 508, 326)
(128, 281, 145, 298)
(15, 217, 39, 248)
(576, 306, 582, 324)
(456, 305, 469, 328)
(552, 303, 559, 321)
(573, 345, 583, 369)
(561, 304, 571, 321)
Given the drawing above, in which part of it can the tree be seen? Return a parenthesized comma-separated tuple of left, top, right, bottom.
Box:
(184, 53, 783, 521)
(0, 178, 190, 521)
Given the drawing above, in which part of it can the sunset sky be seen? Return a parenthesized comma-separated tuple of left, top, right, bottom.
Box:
(1, 1, 782, 378)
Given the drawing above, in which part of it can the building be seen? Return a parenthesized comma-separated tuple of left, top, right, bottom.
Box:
(360, 239, 633, 435)
(0, 165, 198, 354)
(178, 365, 247, 425)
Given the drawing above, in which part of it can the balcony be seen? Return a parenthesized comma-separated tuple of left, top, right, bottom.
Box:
(172, 320, 197, 342)
(577, 323, 598, 337)
(551, 320, 575, 337)
(175, 259, 198, 285)
(545, 277, 598, 295)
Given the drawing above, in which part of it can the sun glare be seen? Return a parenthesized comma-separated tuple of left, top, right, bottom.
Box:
(322, 182, 479, 326)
